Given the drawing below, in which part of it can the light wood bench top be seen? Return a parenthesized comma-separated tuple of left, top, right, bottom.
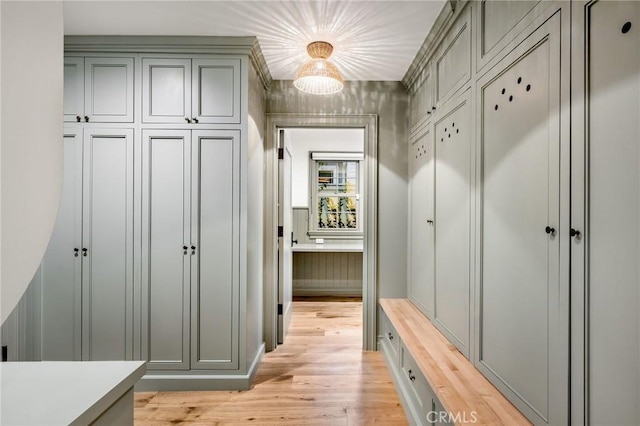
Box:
(380, 298, 531, 426)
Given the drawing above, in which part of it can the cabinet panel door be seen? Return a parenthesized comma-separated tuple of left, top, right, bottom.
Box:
(141, 130, 191, 370)
(82, 129, 134, 360)
(192, 59, 241, 124)
(84, 57, 134, 123)
(436, 9, 471, 104)
(64, 57, 84, 123)
(142, 58, 192, 123)
(433, 93, 471, 356)
(587, 2, 640, 424)
(41, 129, 83, 360)
(410, 67, 435, 128)
(191, 130, 240, 370)
(408, 127, 435, 318)
(478, 13, 565, 424)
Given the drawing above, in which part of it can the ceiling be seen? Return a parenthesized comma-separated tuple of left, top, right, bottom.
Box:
(63, 1, 446, 82)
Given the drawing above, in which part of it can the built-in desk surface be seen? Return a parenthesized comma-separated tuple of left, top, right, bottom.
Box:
(292, 243, 363, 253)
(1, 361, 146, 425)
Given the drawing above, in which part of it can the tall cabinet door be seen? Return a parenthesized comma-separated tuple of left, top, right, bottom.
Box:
(433, 93, 471, 357)
(192, 59, 241, 124)
(81, 129, 134, 361)
(190, 130, 240, 370)
(41, 128, 83, 360)
(587, 2, 640, 424)
(477, 13, 567, 424)
(63, 58, 84, 123)
(142, 58, 192, 123)
(408, 126, 435, 318)
(141, 130, 191, 370)
(84, 57, 134, 123)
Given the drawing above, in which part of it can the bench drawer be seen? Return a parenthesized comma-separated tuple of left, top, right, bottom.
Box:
(380, 310, 400, 364)
(401, 343, 435, 422)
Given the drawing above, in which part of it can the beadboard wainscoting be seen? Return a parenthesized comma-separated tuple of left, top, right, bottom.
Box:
(292, 208, 363, 296)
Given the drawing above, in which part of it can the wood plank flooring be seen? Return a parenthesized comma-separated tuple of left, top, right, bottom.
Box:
(135, 297, 407, 425)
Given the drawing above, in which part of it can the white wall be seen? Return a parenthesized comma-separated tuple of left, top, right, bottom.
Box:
(1, 2, 63, 323)
(286, 128, 364, 208)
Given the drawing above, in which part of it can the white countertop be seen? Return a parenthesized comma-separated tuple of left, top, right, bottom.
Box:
(292, 243, 363, 253)
(1, 361, 146, 425)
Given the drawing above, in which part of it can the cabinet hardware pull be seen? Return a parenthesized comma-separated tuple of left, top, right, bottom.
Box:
(191, 245, 196, 255)
(570, 228, 581, 238)
(74, 248, 80, 257)
(427, 219, 434, 225)
(388, 332, 394, 341)
(183, 245, 188, 255)
(408, 369, 416, 382)
(76, 115, 81, 122)
(192, 117, 199, 124)
(427, 111, 431, 115)
(82, 248, 88, 257)
(84, 116, 89, 122)
(185, 117, 192, 123)
(545, 226, 555, 235)
(432, 106, 436, 111)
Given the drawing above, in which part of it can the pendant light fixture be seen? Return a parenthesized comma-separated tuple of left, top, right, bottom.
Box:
(294, 41, 344, 95)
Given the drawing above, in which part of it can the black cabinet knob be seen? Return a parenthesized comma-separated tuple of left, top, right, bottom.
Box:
(570, 228, 581, 238)
(388, 332, 394, 341)
(192, 117, 199, 124)
(84, 116, 89, 122)
(191, 245, 196, 255)
(76, 115, 81, 122)
(427, 219, 434, 225)
(74, 248, 80, 257)
(183, 245, 188, 255)
(185, 117, 192, 123)
(545, 226, 555, 235)
(82, 248, 88, 257)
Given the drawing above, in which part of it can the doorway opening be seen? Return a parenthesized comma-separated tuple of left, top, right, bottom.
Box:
(264, 114, 378, 352)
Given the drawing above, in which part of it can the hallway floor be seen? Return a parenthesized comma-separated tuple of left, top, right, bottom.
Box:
(134, 297, 407, 425)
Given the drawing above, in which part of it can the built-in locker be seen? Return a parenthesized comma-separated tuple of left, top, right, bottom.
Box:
(141, 129, 240, 371)
(433, 92, 471, 357)
(586, 1, 640, 424)
(476, 11, 568, 424)
(408, 125, 435, 318)
(41, 128, 134, 362)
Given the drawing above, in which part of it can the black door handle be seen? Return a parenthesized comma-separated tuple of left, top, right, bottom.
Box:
(185, 117, 192, 123)
(570, 228, 581, 238)
(84, 116, 89, 122)
(191, 245, 196, 255)
(192, 117, 199, 124)
(82, 248, 88, 257)
(76, 115, 81, 122)
(74, 248, 80, 257)
(427, 219, 434, 225)
(183, 245, 188, 255)
(545, 226, 555, 235)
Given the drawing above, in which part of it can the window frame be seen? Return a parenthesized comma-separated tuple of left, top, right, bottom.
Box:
(308, 151, 364, 239)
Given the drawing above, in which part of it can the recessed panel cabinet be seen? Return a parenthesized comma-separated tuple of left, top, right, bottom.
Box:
(41, 128, 134, 361)
(408, 126, 435, 317)
(64, 56, 134, 123)
(141, 129, 240, 371)
(587, 1, 640, 424)
(143, 57, 241, 124)
(478, 12, 567, 424)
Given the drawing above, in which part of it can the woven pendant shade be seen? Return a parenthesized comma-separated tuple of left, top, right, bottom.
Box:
(294, 41, 344, 95)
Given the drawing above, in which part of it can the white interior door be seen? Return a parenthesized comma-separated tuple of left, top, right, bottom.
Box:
(277, 130, 293, 345)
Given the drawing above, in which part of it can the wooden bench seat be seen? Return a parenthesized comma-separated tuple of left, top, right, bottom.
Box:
(379, 298, 530, 425)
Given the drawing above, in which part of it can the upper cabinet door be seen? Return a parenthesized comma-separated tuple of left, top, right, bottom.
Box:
(84, 57, 134, 123)
(192, 59, 241, 124)
(142, 58, 192, 123)
(64, 57, 85, 123)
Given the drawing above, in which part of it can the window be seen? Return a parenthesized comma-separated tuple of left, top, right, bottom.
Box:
(309, 152, 363, 238)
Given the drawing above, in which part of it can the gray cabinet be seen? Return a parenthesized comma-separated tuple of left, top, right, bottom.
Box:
(41, 128, 134, 361)
(64, 56, 134, 123)
(408, 126, 435, 318)
(142, 129, 240, 371)
(142, 57, 241, 124)
(477, 12, 567, 424)
(433, 92, 471, 357)
(586, 1, 640, 424)
(435, 7, 471, 104)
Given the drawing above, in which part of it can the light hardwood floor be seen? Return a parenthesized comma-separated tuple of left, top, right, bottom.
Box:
(135, 297, 407, 425)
